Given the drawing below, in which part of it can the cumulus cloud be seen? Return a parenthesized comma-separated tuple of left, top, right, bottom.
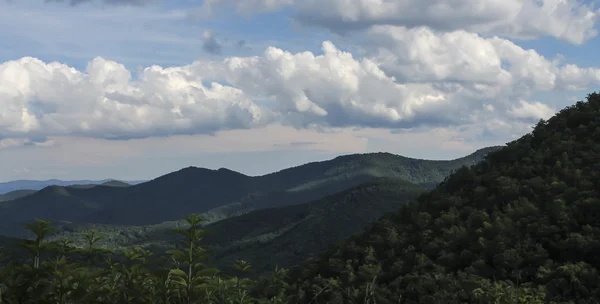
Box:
(202, 30, 223, 55)
(365, 26, 600, 94)
(0, 57, 268, 140)
(2, 37, 600, 144)
(509, 100, 556, 122)
(194, 41, 467, 129)
(197, 0, 599, 44)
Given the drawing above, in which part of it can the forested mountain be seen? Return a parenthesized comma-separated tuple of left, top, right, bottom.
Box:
(0, 179, 143, 194)
(0, 148, 498, 237)
(280, 92, 600, 303)
(44, 178, 425, 275)
(202, 178, 424, 275)
(0, 189, 36, 202)
(0, 181, 132, 203)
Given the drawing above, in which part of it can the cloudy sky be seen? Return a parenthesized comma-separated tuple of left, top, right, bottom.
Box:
(0, 0, 599, 181)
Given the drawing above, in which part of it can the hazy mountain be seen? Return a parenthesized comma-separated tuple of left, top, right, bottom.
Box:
(67, 180, 132, 189)
(0, 179, 144, 194)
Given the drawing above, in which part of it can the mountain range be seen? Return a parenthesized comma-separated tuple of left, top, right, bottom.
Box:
(0, 179, 145, 195)
(0, 147, 500, 240)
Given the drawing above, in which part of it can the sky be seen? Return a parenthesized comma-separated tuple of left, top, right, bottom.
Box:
(1, 0, 599, 181)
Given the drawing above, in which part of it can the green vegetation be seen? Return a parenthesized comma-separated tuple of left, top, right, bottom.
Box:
(0, 149, 496, 238)
(279, 92, 600, 303)
(43, 178, 425, 276)
(0, 217, 289, 304)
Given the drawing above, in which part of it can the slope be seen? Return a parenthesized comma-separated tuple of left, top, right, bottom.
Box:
(68, 180, 132, 189)
(254, 147, 500, 192)
(0, 189, 36, 202)
(0, 185, 130, 237)
(44, 178, 425, 276)
(281, 93, 600, 303)
(201, 178, 425, 275)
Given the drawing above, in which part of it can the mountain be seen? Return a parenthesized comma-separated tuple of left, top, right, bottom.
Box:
(201, 178, 425, 274)
(280, 93, 600, 303)
(67, 180, 132, 189)
(253, 147, 502, 192)
(0, 179, 144, 194)
(44, 177, 426, 275)
(0, 181, 132, 203)
(0, 147, 500, 237)
(82, 147, 500, 226)
(0, 189, 36, 202)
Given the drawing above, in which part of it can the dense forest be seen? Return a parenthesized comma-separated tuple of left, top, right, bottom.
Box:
(2, 92, 600, 303)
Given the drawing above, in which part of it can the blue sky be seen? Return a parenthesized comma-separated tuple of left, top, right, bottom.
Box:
(0, 0, 599, 181)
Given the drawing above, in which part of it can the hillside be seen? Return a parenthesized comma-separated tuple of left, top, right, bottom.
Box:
(254, 147, 501, 191)
(0, 189, 36, 202)
(0, 179, 144, 194)
(68, 180, 132, 189)
(45, 178, 425, 275)
(280, 93, 600, 303)
(0, 148, 499, 236)
(0, 181, 131, 203)
(0, 185, 130, 237)
(202, 178, 425, 274)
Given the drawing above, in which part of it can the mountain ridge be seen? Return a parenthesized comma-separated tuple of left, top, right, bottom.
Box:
(0, 147, 501, 237)
(0, 178, 145, 194)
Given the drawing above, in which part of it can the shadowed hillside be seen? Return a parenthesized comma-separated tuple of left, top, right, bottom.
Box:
(280, 92, 600, 303)
(45, 178, 426, 275)
(0, 189, 36, 202)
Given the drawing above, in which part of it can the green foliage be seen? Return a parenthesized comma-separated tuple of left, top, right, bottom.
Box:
(281, 92, 600, 303)
(0, 216, 263, 303)
(39, 178, 425, 277)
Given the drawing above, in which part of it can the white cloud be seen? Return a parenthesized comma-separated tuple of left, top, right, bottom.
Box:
(365, 25, 600, 96)
(2, 35, 600, 145)
(197, 0, 600, 44)
(366, 26, 512, 85)
(0, 56, 269, 140)
(509, 99, 556, 121)
(194, 41, 464, 128)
